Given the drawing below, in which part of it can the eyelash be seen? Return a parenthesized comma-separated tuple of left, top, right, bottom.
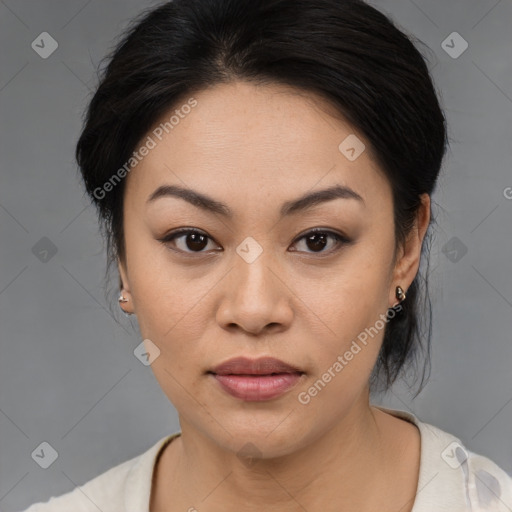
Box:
(159, 227, 350, 257)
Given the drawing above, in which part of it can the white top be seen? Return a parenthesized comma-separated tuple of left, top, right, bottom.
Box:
(20, 406, 512, 512)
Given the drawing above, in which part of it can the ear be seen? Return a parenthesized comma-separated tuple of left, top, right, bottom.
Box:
(118, 257, 135, 314)
(118, 257, 129, 292)
(389, 193, 430, 306)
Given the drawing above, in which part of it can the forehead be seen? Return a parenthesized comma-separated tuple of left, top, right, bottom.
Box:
(124, 81, 391, 214)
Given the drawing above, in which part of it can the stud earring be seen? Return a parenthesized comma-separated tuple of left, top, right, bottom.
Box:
(118, 293, 133, 316)
(393, 286, 406, 307)
(395, 286, 406, 303)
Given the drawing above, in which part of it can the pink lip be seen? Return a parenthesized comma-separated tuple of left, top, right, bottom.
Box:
(209, 357, 304, 401)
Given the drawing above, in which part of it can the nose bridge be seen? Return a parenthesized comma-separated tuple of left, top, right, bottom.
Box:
(233, 238, 278, 300)
(216, 236, 293, 333)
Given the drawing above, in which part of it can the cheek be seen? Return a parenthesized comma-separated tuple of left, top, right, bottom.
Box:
(139, 304, 211, 410)
(293, 253, 389, 333)
(291, 258, 391, 384)
(135, 284, 210, 356)
(294, 296, 386, 421)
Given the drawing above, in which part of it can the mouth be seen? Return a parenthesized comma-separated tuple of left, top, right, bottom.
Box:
(208, 356, 305, 401)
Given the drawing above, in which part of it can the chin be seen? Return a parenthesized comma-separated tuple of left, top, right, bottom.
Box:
(202, 407, 315, 459)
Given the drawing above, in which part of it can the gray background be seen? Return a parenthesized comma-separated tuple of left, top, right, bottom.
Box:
(1, 0, 511, 510)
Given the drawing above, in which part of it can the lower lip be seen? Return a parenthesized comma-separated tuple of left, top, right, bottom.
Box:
(212, 373, 303, 401)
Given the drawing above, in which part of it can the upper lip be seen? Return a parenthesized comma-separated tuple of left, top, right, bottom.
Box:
(210, 356, 303, 376)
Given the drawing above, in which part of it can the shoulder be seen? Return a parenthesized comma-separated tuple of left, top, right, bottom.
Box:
(463, 447, 512, 510)
(20, 457, 136, 512)
(419, 418, 512, 507)
(376, 406, 512, 511)
(18, 434, 179, 512)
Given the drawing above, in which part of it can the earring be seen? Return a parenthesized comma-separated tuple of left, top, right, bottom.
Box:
(395, 286, 406, 303)
(118, 293, 133, 316)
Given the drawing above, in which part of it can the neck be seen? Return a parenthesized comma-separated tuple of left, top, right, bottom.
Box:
(154, 399, 405, 512)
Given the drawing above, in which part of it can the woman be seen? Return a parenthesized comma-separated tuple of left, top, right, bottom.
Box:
(22, 0, 512, 510)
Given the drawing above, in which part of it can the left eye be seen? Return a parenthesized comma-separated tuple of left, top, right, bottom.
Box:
(291, 229, 349, 254)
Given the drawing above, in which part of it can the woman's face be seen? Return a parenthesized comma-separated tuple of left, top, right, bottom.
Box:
(118, 80, 428, 457)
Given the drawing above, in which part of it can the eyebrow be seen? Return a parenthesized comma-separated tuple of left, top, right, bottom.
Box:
(146, 183, 365, 218)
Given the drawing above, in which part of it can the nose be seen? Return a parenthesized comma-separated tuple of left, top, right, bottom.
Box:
(216, 249, 294, 336)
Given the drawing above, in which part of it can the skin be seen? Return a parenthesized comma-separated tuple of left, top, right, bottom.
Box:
(117, 80, 429, 512)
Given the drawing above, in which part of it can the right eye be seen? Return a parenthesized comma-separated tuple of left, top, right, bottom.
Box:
(159, 228, 222, 254)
